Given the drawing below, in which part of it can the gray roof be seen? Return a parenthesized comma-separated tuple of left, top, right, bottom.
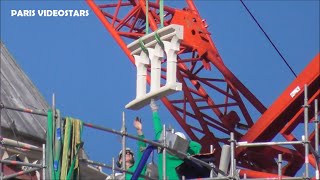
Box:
(1, 42, 110, 179)
(1, 42, 48, 141)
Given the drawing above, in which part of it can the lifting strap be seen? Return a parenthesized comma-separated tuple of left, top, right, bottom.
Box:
(67, 119, 83, 179)
(145, 0, 164, 34)
(154, 31, 164, 48)
(139, 38, 149, 55)
(60, 117, 72, 179)
(159, 0, 164, 28)
(59, 117, 83, 180)
(145, 0, 149, 34)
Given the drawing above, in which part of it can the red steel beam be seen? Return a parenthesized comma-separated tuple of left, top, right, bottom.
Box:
(239, 53, 319, 144)
(237, 53, 320, 174)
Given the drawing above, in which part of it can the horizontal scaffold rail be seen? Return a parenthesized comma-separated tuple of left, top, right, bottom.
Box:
(79, 158, 156, 180)
(0, 160, 44, 168)
(82, 121, 228, 175)
(2, 167, 41, 180)
(0, 103, 224, 177)
(0, 103, 47, 117)
(1, 137, 43, 152)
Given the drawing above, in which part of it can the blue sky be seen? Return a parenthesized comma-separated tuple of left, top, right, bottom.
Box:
(1, 0, 319, 176)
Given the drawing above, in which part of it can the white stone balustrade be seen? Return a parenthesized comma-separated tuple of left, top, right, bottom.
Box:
(125, 24, 183, 110)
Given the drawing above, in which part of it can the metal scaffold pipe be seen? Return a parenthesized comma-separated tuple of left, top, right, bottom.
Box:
(315, 99, 319, 154)
(0, 160, 44, 168)
(210, 144, 216, 178)
(237, 141, 304, 147)
(239, 178, 304, 180)
(42, 144, 46, 180)
(82, 121, 215, 171)
(186, 177, 230, 180)
(121, 111, 126, 176)
(2, 167, 40, 180)
(278, 154, 282, 180)
(0, 103, 47, 116)
(79, 158, 156, 180)
(112, 157, 115, 178)
(230, 132, 235, 178)
(303, 85, 309, 178)
(314, 99, 319, 179)
(0, 137, 43, 152)
(162, 124, 166, 180)
(0, 102, 227, 178)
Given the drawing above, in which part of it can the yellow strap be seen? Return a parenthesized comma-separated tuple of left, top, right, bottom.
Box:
(60, 118, 72, 179)
(73, 119, 82, 169)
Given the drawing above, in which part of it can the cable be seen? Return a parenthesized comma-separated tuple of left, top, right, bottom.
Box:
(240, 0, 297, 78)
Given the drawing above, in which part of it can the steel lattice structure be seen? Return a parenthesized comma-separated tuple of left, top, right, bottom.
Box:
(86, 0, 320, 178)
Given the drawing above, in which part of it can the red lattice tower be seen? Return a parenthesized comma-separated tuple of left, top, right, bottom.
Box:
(86, 0, 320, 177)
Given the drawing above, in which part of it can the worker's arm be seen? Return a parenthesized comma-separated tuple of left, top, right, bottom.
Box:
(128, 117, 147, 180)
(152, 111, 163, 140)
(134, 117, 146, 160)
(150, 99, 163, 140)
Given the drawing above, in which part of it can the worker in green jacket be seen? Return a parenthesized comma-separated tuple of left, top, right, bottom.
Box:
(150, 99, 202, 180)
(111, 117, 147, 180)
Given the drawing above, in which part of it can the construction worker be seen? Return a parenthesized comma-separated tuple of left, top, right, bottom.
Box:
(107, 117, 147, 180)
(150, 99, 202, 180)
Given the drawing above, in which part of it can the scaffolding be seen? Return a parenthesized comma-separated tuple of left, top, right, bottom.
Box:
(0, 84, 319, 180)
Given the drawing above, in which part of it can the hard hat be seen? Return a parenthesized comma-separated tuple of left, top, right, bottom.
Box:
(117, 148, 135, 167)
(175, 132, 187, 140)
(118, 148, 134, 157)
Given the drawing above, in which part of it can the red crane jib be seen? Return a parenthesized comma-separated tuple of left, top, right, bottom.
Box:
(86, 0, 319, 177)
(238, 53, 320, 175)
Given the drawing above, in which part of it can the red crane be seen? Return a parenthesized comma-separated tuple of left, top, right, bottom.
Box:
(86, 0, 320, 178)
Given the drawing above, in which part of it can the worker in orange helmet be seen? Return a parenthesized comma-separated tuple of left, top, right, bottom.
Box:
(150, 99, 202, 180)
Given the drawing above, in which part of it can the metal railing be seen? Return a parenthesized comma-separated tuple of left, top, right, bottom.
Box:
(1, 85, 319, 180)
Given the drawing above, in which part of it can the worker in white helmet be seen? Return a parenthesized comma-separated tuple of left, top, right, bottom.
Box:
(107, 117, 146, 180)
(150, 99, 202, 180)
(117, 148, 135, 169)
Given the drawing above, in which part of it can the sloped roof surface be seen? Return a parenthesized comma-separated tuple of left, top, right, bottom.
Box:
(1, 42, 48, 140)
(1, 43, 109, 179)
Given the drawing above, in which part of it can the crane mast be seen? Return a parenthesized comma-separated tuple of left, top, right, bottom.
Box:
(86, 0, 320, 177)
